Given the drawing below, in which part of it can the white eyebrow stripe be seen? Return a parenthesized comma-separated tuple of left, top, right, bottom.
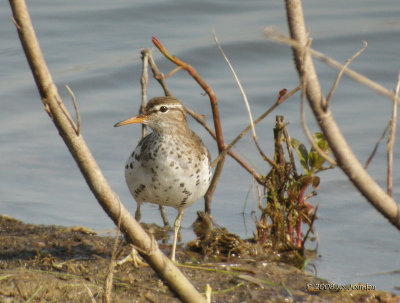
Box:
(153, 104, 183, 111)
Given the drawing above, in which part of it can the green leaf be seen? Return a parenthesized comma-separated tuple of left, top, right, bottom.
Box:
(309, 149, 325, 172)
(313, 132, 330, 153)
(309, 133, 331, 173)
(291, 138, 309, 173)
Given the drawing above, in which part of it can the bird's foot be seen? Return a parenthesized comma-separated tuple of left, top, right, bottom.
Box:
(117, 247, 147, 268)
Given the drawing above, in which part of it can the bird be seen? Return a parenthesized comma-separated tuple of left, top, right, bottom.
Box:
(114, 96, 212, 262)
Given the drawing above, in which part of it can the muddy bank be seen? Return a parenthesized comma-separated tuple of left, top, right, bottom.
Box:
(0, 215, 397, 302)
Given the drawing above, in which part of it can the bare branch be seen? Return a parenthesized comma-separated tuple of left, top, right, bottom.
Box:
(212, 86, 301, 168)
(264, 29, 396, 101)
(147, 50, 172, 97)
(140, 49, 170, 227)
(364, 125, 388, 169)
(284, 0, 400, 229)
(387, 74, 400, 196)
(140, 49, 149, 138)
(9, 0, 206, 301)
(325, 41, 367, 109)
(212, 29, 275, 167)
(65, 85, 81, 135)
(103, 205, 122, 303)
(212, 29, 256, 139)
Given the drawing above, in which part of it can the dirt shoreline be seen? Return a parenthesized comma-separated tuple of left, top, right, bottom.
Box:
(0, 215, 398, 302)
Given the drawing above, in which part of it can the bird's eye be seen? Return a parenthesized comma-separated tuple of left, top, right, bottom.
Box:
(159, 106, 168, 113)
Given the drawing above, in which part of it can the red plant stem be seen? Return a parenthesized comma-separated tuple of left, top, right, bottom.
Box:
(296, 183, 308, 247)
(152, 36, 225, 152)
(288, 217, 294, 244)
(152, 36, 226, 213)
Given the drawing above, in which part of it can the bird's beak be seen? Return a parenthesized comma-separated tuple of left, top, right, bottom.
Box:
(114, 114, 148, 127)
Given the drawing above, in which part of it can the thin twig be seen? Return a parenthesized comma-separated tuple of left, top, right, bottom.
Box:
(141, 49, 169, 226)
(212, 86, 301, 168)
(84, 284, 97, 303)
(152, 37, 224, 151)
(103, 204, 123, 303)
(140, 49, 149, 138)
(148, 51, 172, 97)
(185, 107, 215, 139)
(11, 15, 21, 29)
(185, 106, 264, 183)
(65, 85, 81, 135)
(264, 29, 396, 101)
(282, 126, 298, 179)
(254, 179, 263, 210)
(152, 36, 225, 214)
(254, 139, 276, 167)
(212, 29, 275, 167)
(364, 125, 388, 169)
(212, 29, 256, 139)
(26, 286, 42, 303)
(325, 41, 367, 109)
(162, 66, 184, 78)
(387, 74, 400, 196)
(301, 203, 319, 248)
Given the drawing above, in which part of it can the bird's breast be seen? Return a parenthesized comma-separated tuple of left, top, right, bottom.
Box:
(124, 134, 211, 210)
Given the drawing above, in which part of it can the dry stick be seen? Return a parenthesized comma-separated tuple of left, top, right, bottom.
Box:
(212, 29, 255, 140)
(301, 203, 319, 248)
(148, 51, 172, 97)
(264, 30, 396, 101)
(65, 85, 81, 135)
(284, 0, 400, 229)
(364, 125, 389, 169)
(9, 1, 206, 302)
(152, 36, 225, 214)
(141, 49, 169, 226)
(103, 205, 123, 303)
(324, 41, 367, 109)
(152, 37, 224, 153)
(212, 29, 276, 168)
(84, 285, 97, 303)
(211, 86, 301, 168)
(140, 49, 149, 138)
(387, 74, 400, 196)
(282, 126, 298, 179)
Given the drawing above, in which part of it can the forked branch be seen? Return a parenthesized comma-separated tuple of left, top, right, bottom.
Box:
(9, 0, 206, 301)
(284, 0, 400, 229)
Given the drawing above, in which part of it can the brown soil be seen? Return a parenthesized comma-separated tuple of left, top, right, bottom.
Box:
(0, 215, 398, 303)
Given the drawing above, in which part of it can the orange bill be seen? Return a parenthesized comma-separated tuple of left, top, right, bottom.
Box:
(114, 114, 147, 127)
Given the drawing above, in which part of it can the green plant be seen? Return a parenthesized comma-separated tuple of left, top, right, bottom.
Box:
(255, 117, 334, 266)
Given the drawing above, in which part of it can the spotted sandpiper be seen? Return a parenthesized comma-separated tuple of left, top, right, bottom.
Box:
(114, 96, 212, 261)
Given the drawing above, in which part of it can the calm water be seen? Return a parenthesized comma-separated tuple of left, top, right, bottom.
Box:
(1, 0, 400, 294)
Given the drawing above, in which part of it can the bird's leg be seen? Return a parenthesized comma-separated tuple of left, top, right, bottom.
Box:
(171, 209, 184, 262)
(159, 205, 170, 227)
(135, 203, 141, 221)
